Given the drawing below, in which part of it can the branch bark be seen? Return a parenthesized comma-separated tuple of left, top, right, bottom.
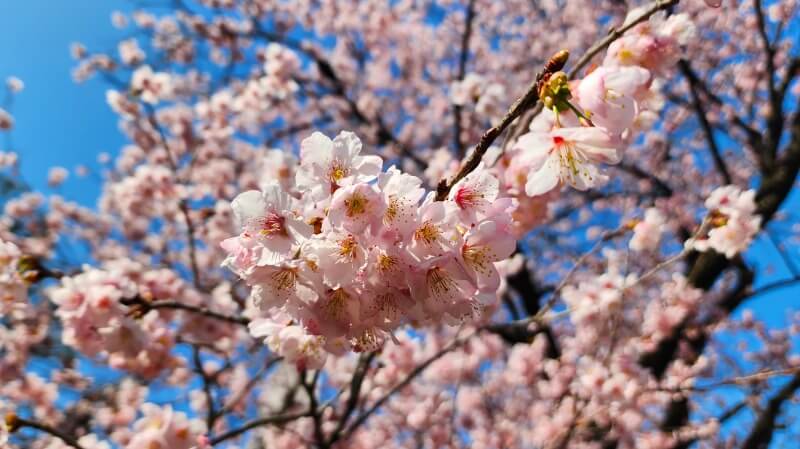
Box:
(739, 372, 800, 449)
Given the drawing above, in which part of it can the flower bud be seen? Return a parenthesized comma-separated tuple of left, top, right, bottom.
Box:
(544, 50, 570, 74)
(4, 412, 20, 433)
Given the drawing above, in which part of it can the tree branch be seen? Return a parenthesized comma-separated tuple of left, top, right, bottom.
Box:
(453, 0, 477, 157)
(340, 330, 475, 440)
(209, 409, 311, 445)
(13, 416, 89, 449)
(739, 372, 800, 449)
(435, 49, 569, 200)
(679, 60, 733, 184)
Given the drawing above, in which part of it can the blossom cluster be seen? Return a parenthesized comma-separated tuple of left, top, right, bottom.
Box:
(494, 9, 695, 235)
(0, 239, 27, 316)
(450, 73, 508, 121)
(49, 261, 180, 378)
(639, 274, 704, 351)
(221, 131, 516, 368)
(687, 184, 762, 258)
(125, 404, 204, 449)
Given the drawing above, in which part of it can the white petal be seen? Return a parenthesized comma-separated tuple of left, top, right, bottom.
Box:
(525, 159, 560, 196)
(514, 132, 552, 171)
(333, 131, 363, 160)
(231, 190, 265, 226)
(300, 132, 333, 164)
(355, 155, 383, 179)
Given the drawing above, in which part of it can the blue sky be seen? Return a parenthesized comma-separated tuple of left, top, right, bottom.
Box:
(0, 0, 131, 204)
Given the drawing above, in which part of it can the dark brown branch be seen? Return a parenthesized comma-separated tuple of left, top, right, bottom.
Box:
(209, 409, 311, 445)
(453, 0, 477, 157)
(328, 352, 377, 445)
(679, 60, 733, 184)
(679, 61, 762, 148)
(615, 162, 674, 197)
(753, 0, 783, 168)
(301, 370, 328, 448)
(13, 416, 89, 449)
(142, 105, 204, 289)
(739, 372, 800, 449)
(778, 57, 800, 98)
(748, 276, 800, 300)
(121, 296, 249, 326)
(193, 346, 218, 430)
(340, 330, 474, 440)
(435, 50, 570, 201)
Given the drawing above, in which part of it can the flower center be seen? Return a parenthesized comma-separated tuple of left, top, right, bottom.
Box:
(454, 186, 483, 209)
(427, 267, 456, 299)
(344, 191, 368, 217)
(338, 234, 359, 260)
(377, 253, 397, 273)
(270, 268, 297, 291)
(463, 244, 491, 274)
(328, 160, 350, 183)
(385, 196, 400, 223)
(248, 212, 287, 237)
(414, 221, 440, 245)
(324, 288, 352, 321)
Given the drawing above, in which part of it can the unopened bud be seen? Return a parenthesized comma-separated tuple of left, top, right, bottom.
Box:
(625, 219, 641, 230)
(308, 217, 323, 235)
(544, 50, 570, 74)
(17, 255, 43, 284)
(5, 412, 20, 433)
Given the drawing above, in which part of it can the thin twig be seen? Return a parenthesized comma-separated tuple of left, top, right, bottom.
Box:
(14, 417, 89, 449)
(340, 329, 477, 440)
(121, 296, 249, 326)
(504, 0, 680, 149)
(209, 409, 311, 445)
(453, 0, 477, 157)
(679, 60, 733, 184)
(435, 49, 569, 201)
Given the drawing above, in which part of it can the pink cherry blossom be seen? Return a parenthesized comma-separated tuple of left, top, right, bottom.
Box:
(126, 404, 203, 449)
(687, 185, 762, 258)
(629, 207, 666, 252)
(130, 65, 172, 104)
(296, 131, 383, 200)
(576, 66, 651, 135)
(515, 126, 622, 196)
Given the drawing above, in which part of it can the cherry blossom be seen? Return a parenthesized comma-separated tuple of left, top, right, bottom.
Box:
(687, 185, 762, 258)
(630, 207, 666, 252)
(0, 239, 27, 315)
(126, 404, 204, 449)
(130, 66, 172, 104)
(516, 126, 622, 196)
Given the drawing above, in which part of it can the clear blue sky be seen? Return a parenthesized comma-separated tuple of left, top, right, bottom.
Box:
(0, 0, 131, 204)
